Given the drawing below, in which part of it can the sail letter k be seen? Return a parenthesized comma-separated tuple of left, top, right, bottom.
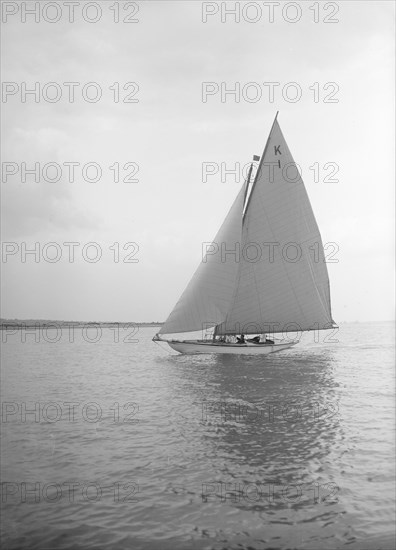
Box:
(274, 145, 281, 155)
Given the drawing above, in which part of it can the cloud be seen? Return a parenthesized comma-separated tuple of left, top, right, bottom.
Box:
(1, 1, 394, 321)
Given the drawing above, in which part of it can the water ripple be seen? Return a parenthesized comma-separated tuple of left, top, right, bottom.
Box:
(1, 322, 395, 549)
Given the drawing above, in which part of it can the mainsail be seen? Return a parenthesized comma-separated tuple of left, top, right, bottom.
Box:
(160, 114, 335, 337)
(159, 180, 247, 335)
(217, 116, 335, 334)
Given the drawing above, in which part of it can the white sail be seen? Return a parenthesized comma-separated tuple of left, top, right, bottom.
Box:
(216, 117, 335, 335)
(159, 181, 247, 335)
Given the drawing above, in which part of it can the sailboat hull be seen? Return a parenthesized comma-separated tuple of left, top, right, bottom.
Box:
(166, 340, 297, 355)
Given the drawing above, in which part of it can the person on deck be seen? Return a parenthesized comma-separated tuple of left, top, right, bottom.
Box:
(237, 334, 245, 344)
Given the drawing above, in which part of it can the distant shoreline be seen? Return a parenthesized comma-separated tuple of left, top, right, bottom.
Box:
(0, 320, 163, 329)
(0, 319, 393, 330)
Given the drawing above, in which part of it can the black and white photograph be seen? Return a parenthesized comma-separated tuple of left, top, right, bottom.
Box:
(1, 1, 395, 549)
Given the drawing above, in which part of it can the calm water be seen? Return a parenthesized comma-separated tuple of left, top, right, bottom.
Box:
(1, 322, 395, 550)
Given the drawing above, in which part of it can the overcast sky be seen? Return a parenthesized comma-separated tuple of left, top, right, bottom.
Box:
(1, 0, 394, 322)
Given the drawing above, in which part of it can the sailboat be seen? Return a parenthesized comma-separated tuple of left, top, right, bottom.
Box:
(153, 113, 336, 355)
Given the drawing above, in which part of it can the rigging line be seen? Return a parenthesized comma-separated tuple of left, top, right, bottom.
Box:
(243, 162, 253, 213)
(242, 198, 265, 334)
(243, 111, 278, 222)
(153, 339, 173, 355)
(219, 180, 248, 336)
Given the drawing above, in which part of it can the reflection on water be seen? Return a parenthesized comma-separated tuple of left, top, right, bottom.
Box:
(158, 349, 346, 540)
(1, 323, 395, 549)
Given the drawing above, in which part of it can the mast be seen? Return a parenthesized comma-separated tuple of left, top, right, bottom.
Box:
(243, 111, 279, 221)
(243, 161, 253, 209)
